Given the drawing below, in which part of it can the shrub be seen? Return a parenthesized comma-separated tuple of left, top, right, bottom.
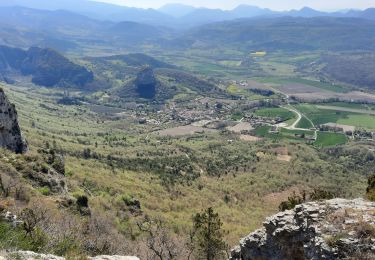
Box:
(354, 222, 375, 240)
(279, 192, 305, 211)
(310, 188, 335, 201)
(76, 195, 89, 208)
(37, 187, 51, 196)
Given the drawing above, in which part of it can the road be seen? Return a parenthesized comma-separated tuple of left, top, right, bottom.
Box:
(259, 80, 318, 139)
(279, 106, 318, 139)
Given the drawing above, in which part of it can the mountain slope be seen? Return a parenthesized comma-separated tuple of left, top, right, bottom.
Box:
(99, 53, 175, 69)
(108, 21, 168, 43)
(181, 17, 375, 52)
(358, 8, 375, 20)
(0, 6, 107, 33)
(0, 45, 93, 87)
(158, 3, 196, 18)
(0, 0, 174, 25)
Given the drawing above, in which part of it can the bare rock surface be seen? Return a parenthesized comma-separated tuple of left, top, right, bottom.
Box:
(231, 198, 375, 260)
(0, 88, 27, 153)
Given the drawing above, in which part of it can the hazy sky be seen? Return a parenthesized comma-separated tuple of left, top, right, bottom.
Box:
(91, 0, 374, 11)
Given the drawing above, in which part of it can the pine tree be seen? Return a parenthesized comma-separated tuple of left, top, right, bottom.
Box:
(192, 207, 226, 260)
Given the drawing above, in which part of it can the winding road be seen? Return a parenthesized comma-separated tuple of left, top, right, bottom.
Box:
(279, 106, 318, 139)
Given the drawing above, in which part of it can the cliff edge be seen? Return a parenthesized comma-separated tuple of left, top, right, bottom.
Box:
(0, 88, 27, 153)
(231, 198, 375, 260)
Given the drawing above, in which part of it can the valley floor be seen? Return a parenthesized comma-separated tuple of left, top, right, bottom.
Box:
(1, 82, 370, 252)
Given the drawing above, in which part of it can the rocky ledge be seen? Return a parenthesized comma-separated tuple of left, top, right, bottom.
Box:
(231, 198, 375, 260)
(0, 88, 27, 153)
(0, 251, 140, 260)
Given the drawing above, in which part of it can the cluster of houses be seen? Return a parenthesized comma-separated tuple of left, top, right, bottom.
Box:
(243, 114, 284, 128)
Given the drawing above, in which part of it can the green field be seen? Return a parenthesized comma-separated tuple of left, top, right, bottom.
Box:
(253, 126, 313, 141)
(323, 102, 375, 110)
(296, 116, 314, 129)
(227, 85, 270, 100)
(296, 104, 375, 130)
(296, 104, 349, 125)
(254, 107, 295, 121)
(255, 77, 348, 93)
(315, 132, 347, 147)
(337, 114, 375, 129)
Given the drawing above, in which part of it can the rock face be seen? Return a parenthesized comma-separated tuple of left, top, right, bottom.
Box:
(0, 251, 140, 260)
(0, 88, 27, 153)
(231, 198, 375, 260)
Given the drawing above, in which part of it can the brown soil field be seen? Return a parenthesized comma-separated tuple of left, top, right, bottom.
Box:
(239, 134, 262, 142)
(228, 122, 253, 133)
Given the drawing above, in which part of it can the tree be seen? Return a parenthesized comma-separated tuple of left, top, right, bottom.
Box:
(137, 215, 178, 260)
(367, 174, 375, 201)
(192, 207, 226, 260)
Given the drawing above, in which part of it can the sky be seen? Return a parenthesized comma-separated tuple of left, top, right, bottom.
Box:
(91, 0, 375, 11)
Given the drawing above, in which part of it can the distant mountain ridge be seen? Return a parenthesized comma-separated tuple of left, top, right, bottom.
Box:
(0, 0, 374, 27)
(180, 17, 375, 52)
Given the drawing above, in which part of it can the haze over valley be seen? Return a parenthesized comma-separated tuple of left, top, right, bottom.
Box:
(0, 0, 374, 259)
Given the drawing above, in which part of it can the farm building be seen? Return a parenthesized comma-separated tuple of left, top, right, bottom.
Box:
(319, 123, 355, 135)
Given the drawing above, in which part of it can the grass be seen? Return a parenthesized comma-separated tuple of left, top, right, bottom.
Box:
(254, 107, 295, 121)
(337, 114, 375, 130)
(323, 102, 375, 110)
(296, 104, 375, 130)
(256, 77, 348, 93)
(0, 80, 368, 250)
(315, 132, 347, 147)
(296, 104, 350, 125)
(227, 85, 272, 100)
(253, 126, 313, 142)
(0, 221, 36, 251)
(296, 116, 314, 129)
(257, 62, 296, 77)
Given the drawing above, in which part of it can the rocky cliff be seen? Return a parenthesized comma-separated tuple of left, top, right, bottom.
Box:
(231, 198, 375, 260)
(0, 88, 27, 153)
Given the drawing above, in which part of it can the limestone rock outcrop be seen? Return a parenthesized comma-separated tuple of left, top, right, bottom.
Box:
(231, 198, 375, 260)
(0, 88, 27, 153)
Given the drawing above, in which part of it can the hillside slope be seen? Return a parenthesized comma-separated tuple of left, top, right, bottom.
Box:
(0, 45, 93, 87)
(181, 17, 375, 52)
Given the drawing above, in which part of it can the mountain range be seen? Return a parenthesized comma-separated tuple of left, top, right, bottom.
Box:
(0, 0, 374, 28)
(1, 5, 375, 54)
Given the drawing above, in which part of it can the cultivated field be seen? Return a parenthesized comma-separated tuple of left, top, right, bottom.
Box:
(227, 122, 253, 133)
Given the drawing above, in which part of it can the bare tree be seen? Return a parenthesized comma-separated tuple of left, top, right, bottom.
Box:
(0, 173, 16, 197)
(137, 215, 179, 260)
(20, 205, 48, 237)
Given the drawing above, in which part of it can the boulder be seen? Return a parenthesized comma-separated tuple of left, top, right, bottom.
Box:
(231, 198, 375, 260)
